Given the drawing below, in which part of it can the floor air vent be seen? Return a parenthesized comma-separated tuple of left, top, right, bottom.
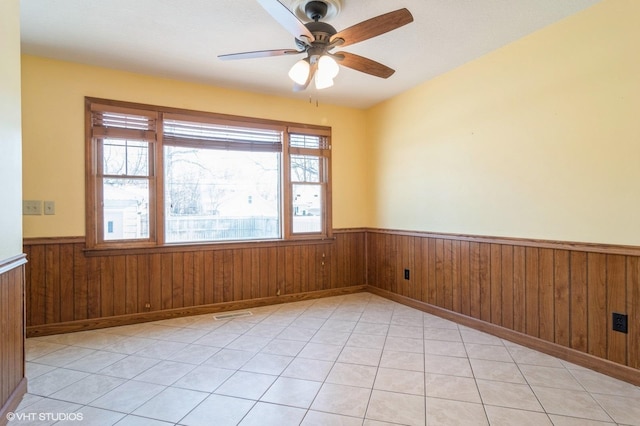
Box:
(213, 311, 252, 320)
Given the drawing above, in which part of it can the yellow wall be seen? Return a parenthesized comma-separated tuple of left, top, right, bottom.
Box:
(22, 0, 640, 246)
(21, 56, 370, 237)
(0, 0, 23, 261)
(367, 0, 640, 246)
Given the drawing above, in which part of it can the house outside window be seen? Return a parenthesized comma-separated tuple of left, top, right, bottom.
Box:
(85, 98, 331, 248)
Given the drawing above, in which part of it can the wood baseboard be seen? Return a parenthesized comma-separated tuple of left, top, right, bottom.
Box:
(367, 286, 640, 386)
(27, 285, 367, 337)
(0, 378, 27, 426)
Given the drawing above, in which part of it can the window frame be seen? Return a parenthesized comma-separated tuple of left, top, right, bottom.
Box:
(285, 127, 332, 239)
(85, 97, 332, 249)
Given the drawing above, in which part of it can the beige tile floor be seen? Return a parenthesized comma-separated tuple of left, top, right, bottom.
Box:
(16, 292, 640, 425)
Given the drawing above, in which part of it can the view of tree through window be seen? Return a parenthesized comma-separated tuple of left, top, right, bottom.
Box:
(164, 146, 280, 242)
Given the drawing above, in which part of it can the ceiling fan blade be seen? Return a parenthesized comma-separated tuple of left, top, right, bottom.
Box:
(335, 52, 395, 79)
(293, 61, 317, 92)
(257, 0, 315, 42)
(330, 8, 413, 48)
(218, 49, 302, 60)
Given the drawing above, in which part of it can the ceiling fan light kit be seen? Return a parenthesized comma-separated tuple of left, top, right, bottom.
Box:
(289, 55, 338, 89)
(219, 0, 414, 92)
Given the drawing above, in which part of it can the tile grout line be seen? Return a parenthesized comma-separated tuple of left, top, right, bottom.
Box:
(20, 293, 640, 426)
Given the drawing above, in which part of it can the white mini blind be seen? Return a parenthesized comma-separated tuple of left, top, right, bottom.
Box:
(289, 133, 330, 150)
(91, 106, 157, 141)
(163, 117, 283, 152)
(93, 112, 155, 131)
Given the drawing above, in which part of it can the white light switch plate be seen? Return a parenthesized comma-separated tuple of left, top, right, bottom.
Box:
(23, 200, 42, 215)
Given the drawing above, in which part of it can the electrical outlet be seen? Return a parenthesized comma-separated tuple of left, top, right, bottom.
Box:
(44, 201, 55, 215)
(404, 269, 410, 280)
(612, 313, 628, 334)
(23, 200, 42, 215)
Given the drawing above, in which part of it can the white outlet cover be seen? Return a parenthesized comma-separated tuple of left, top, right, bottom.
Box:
(44, 200, 56, 215)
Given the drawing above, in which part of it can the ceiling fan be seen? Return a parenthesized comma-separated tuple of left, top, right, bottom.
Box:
(218, 0, 413, 91)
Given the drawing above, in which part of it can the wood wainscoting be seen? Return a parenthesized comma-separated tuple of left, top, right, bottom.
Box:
(24, 229, 366, 336)
(22, 227, 640, 384)
(0, 254, 27, 425)
(367, 229, 640, 385)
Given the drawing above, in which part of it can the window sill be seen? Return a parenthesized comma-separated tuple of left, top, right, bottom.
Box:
(83, 236, 336, 257)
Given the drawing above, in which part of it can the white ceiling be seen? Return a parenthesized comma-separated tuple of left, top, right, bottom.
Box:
(20, 0, 601, 109)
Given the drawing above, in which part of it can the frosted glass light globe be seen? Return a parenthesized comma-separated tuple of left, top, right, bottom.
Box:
(315, 72, 334, 89)
(318, 55, 339, 78)
(288, 59, 310, 85)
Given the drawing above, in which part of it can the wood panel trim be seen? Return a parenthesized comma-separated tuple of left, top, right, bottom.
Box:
(23, 228, 367, 257)
(27, 285, 366, 337)
(28, 228, 640, 256)
(0, 260, 26, 422)
(333, 228, 368, 234)
(367, 286, 640, 386)
(86, 239, 339, 257)
(23, 228, 640, 256)
(0, 378, 27, 426)
(367, 228, 640, 257)
(22, 237, 86, 246)
(24, 232, 366, 327)
(21, 228, 367, 247)
(23, 231, 367, 257)
(0, 254, 27, 275)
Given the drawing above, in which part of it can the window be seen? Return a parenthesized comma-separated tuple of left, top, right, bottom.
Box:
(162, 115, 282, 243)
(86, 98, 331, 248)
(289, 132, 330, 235)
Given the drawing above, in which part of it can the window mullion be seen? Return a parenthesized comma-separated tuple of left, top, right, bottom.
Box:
(155, 117, 164, 245)
(94, 139, 105, 245)
(283, 131, 293, 239)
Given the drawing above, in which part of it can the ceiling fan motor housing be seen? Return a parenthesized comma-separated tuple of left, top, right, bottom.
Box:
(301, 21, 337, 62)
(305, 21, 336, 39)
